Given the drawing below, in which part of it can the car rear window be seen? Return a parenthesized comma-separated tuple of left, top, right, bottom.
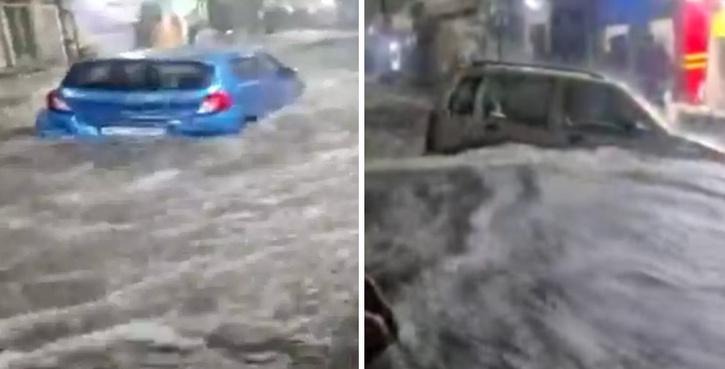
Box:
(62, 60, 214, 91)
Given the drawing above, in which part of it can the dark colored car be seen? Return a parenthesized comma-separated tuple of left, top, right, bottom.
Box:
(426, 61, 719, 159)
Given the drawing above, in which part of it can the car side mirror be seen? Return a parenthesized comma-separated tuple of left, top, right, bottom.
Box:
(623, 120, 649, 134)
(277, 66, 297, 78)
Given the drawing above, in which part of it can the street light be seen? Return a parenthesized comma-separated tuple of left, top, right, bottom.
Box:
(525, 0, 543, 11)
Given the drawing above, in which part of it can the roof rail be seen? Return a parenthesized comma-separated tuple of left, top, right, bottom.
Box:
(470, 60, 604, 79)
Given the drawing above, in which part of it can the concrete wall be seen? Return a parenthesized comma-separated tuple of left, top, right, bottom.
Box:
(0, 39, 7, 67)
(0, 1, 67, 68)
(70, 0, 140, 55)
(31, 4, 66, 64)
(0, 8, 12, 67)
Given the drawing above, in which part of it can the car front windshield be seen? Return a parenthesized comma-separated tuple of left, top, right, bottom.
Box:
(62, 60, 213, 91)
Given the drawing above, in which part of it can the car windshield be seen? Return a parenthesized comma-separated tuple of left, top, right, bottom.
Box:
(62, 60, 214, 91)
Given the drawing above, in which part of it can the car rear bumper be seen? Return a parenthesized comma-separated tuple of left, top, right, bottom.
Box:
(35, 110, 245, 138)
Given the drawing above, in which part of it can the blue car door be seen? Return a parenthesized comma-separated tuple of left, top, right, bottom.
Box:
(229, 56, 265, 118)
(256, 53, 300, 109)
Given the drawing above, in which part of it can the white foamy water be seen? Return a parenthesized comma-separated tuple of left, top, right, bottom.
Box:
(367, 146, 725, 369)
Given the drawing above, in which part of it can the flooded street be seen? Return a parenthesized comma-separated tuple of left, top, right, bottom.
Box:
(366, 85, 725, 369)
(0, 31, 358, 369)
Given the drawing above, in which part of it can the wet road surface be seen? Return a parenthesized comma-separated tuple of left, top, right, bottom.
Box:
(0, 31, 358, 369)
(366, 83, 725, 369)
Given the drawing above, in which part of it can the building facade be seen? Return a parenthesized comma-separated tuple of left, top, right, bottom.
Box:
(0, 0, 68, 69)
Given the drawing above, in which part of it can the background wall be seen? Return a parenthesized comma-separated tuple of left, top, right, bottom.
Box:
(32, 4, 66, 64)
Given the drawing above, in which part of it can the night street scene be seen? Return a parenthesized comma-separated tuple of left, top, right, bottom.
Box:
(0, 0, 358, 368)
(365, 0, 725, 368)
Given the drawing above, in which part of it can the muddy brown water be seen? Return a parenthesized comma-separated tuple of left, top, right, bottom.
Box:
(0, 32, 359, 369)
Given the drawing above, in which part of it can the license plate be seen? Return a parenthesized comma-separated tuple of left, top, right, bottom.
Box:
(101, 127, 166, 136)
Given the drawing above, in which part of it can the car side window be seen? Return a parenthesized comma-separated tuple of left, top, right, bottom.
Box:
(563, 81, 650, 135)
(231, 57, 258, 79)
(448, 76, 482, 116)
(480, 72, 553, 128)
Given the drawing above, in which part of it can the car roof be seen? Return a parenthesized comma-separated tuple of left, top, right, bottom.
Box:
(464, 60, 606, 81)
(87, 45, 260, 64)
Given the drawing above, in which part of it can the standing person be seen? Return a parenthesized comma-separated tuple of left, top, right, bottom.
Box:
(151, 12, 188, 49)
(529, 24, 547, 63)
(135, 1, 162, 49)
(550, 10, 572, 64)
(411, 1, 439, 88)
(635, 32, 671, 105)
(602, 34, 629, 79)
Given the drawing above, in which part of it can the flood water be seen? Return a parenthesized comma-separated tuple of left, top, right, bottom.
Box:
(365, 78, 725, 369)
(0, 31, 358, 369)
(366, 145, 725, 369)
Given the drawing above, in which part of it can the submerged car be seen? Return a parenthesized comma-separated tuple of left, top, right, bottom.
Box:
(36, 47, 304, 138)
(426, 61, 717, 159)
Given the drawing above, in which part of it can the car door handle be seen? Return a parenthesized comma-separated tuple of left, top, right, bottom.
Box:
(238, 81, 261, 88)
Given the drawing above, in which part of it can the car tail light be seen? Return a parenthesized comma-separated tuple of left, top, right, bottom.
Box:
(47, 90, 71, 113)
(198, 91, 232, 114)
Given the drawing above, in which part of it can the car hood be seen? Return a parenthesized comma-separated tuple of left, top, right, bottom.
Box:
(657, 134, 724, 161)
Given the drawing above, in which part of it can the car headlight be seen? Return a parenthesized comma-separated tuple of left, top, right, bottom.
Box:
(389, 41, 401, 53)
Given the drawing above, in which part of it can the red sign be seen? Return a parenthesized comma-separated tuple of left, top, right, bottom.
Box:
(677, 0, 716, 104)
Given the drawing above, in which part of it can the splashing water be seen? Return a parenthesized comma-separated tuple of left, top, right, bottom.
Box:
(367, 146, 725, 369)
(0, 31, 359, 369)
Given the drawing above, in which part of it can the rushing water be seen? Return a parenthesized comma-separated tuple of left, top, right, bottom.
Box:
(366, 144, 725, 369)
(0, 31, 358, 369)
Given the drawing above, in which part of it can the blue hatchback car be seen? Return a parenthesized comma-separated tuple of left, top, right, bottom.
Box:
(36, 47, 304, 138)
